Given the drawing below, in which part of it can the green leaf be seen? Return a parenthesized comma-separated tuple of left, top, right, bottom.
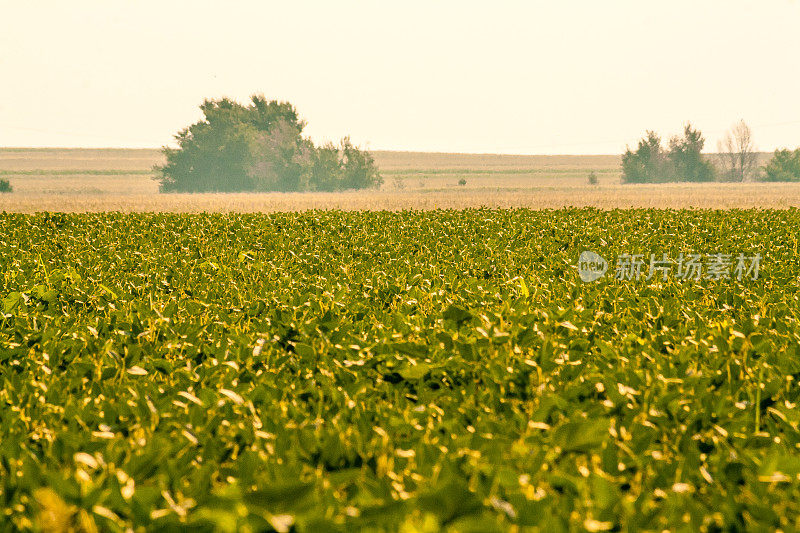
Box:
(443, 305, 473, 324)
(553, 418, 610, 452)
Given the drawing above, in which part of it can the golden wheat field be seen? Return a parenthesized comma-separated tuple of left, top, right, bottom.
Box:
(0, 148, 796, 211)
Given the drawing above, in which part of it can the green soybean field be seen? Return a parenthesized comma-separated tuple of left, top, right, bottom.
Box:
(2, 209, 800, 532)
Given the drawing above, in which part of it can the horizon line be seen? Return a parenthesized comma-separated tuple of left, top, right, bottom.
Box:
(0, 146, 784, 157)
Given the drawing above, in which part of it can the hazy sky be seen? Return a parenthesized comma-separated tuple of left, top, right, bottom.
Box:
(1, 1, 799, 154)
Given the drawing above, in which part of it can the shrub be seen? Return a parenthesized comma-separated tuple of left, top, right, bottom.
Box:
(763, 148, 800, 182)
(339, 137, 382, 190)
(155, 95, 381, 192)
(588, 171, 598, 185)
(294, 138, 382, 192)
(0, 179, 12, 193)
(458, 178, 467, 186)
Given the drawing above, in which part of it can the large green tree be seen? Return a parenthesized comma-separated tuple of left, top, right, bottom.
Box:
(155, 95, 381, 192)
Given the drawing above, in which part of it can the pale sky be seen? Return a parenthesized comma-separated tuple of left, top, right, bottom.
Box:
(1, 0, 799, 154)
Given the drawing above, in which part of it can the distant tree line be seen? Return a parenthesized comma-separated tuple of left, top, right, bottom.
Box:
(622, 121, 800, 183)
(155, 95, 382, 193)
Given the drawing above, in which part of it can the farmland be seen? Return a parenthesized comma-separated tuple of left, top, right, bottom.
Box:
(2, 209, 800, 531)
(2, 148, 798, 211)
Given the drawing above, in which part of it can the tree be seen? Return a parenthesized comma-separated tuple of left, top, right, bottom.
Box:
(339, 137, 382, 190)
(622, 131, 669, 183)
(155, 95, 381, 192)
(248, 120, 312, 192)
(288, 138, 383, 192)
(622, 124, 714, 183)
(763, 148, 800, 182)
(156, 97, 299, 192)
(668, 124, 715, 182)
(717, 120, 758, 182)
(0, 179, 12, 193)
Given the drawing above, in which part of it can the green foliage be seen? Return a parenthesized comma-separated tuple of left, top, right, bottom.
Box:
(668, 124, 716, 183)
(587, 171, 598, 185)
(622, 131, 667, 183)
(299, 138, 383, 192)
(458, 178, 467, 186)
(2, 209, 800, 530)
(622, 124, 715, 183)
(763, 148, 800, 182)
(155, 95, 382, 192)
(0, 178, 12, 193)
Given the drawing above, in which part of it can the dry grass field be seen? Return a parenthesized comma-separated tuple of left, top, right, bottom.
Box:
(1, 148, 796, 211)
